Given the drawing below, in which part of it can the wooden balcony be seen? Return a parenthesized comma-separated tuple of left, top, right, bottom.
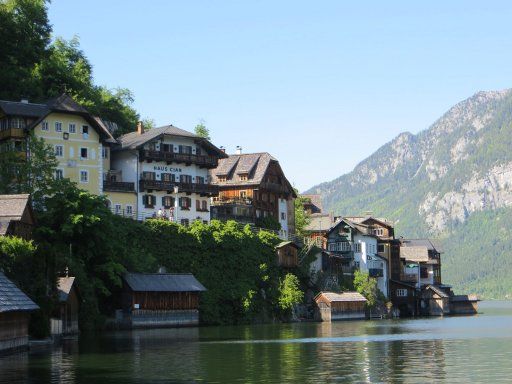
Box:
(103, 181, 135, 192)
(0, 128, 25, 141)
(140, 150, 219, 168)
(140, 179, 219, 196)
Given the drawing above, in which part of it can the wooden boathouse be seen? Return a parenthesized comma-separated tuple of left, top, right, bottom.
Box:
(122, 273, 206, 328)
(56, 277, 80, 335)
(314, 291, 367, 321)
(0, 272, 39, 353)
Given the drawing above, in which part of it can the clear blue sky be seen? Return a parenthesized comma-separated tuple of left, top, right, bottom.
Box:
(48, 1, 512, 191)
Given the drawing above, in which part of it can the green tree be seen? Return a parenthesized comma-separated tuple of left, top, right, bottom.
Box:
(353, 270, 379, 308)
(194, 121, 210, 140)
(294, 192, 311, 237)
(278, 273, 304, 313)
(0, 0, 51, 100)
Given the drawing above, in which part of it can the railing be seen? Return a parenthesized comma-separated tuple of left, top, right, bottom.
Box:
(211, 197, 253, 206)
(140, 149, 218, 168)
(0, 128, 25, 140)
(103, 181, 135, 192)
(210, 213, 255, 223)
(139, 179, 219, 195)
(327, 241, 353, 253)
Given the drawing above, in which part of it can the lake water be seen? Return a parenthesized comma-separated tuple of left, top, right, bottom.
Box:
(1, 301, 511, 383)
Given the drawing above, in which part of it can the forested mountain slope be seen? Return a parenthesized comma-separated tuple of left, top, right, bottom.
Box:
(306, 89, 512, 299)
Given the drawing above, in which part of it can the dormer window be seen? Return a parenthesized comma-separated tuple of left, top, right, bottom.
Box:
(240, 174, 248, 181)
(218, 176, 227, 182)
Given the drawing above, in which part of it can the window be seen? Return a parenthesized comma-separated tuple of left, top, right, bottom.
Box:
(41, 121, 49, 131)
(180, 175, 192, 184)
(143, 194, 156, 208)
(162, 143, 173, 152)
(373, 228, 384, 236)
(397, 289, 408, 297)
(55, 122, 62, 132)
(181, 218, 190, 226)
(240, 190, 247, 199)
(82, 125, 89, 134)
(142, 171, 155, 180)
(378, 244, 385, 253)
(162, 196, 175, 209)
(218, 176, 227, 182)
(55, 169, 64, 180)
(178, 145, 192, 154)
(240, 174, 248, 181)
(80, 170, 88, 183)
(102, 147, 108, 159)
(196, 199, 201, 211)
(126, 205, 133, 216)
(353, 243, 361, 252)
(162, 173, 175, 182)
(179, 197, 191, 209)
(196, 176, 205, 184)
(281, 212, 286, 220)
(69, 123, 76, 133)
(80, 147, 88, 159)
(202, 200, 207, 211)
(55, 145, 63, 157)
(11, 118, 24, 129)
(115, 204, 122, 215)
(196, 148, 202, 155)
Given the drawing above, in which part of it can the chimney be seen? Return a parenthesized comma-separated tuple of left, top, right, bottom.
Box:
(20, 97, 29, 104)
(220, 146, 226, 153)
(137, 121, 144, 135)
(236, 146, 242, 155)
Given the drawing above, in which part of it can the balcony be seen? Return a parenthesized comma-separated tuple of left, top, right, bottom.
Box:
(103, 181, 135, 192)
(139, 179, 219, 196)
(0, 128, 25, 141)
(140, 149, 219, 168)
(212, 197, 253, 206)
(369, 268, 384, 278)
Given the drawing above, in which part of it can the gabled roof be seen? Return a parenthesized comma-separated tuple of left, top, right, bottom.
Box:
(0, 272, 39, 313)
(315, 291, 367, 303)
(304, 214, 335, 232)
(399, 246, 429, 262)
(124, 273, 207, 292)
(0, 194, 33, 236)
(327, 217, 375, 237)
(400, 239, 443, 253)
(117, 125, 227, 157)
(276, 241, 300, 249)
(46, 94, 89, 114)
(0, 100, 49, 117)
(210, 152, 295, 196)
(425, 285, 449, 298)
(57, 277, 77, 302)
(301, 194, 323, 213)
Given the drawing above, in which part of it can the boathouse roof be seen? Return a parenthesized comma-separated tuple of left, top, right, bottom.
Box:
(124, 273, 207, 292)
(0, 272, 39, 313)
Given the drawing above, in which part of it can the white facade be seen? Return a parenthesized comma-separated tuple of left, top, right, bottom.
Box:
(278, 197, 289, 239)
(110, 134, 216, 224)
(353, 233, 389, 298)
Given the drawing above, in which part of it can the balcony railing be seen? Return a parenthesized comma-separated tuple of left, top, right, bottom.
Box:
(140, 150, 219, 168)
(0, 128, 25, 140)
(211, 197, 253, 206)
(103, 181, 135, 192)
(139, 179, 219, 196)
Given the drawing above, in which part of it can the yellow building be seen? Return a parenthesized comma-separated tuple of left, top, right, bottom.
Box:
(0, 94, 139, 216)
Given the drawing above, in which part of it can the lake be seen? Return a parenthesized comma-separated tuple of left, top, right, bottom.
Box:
(1, 301, 511, 383)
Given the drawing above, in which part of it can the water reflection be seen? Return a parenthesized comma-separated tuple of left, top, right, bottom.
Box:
(0, 302, 511, 383)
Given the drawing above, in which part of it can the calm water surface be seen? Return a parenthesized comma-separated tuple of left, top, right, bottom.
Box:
(1, 301, 511, 383)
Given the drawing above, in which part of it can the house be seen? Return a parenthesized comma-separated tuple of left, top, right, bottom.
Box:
(300, 194, 323, 215)
(314, 291, 367, 321)
(0, 272, 39, 353)
(399, 239, 442, 288)
(209, 151, 296, 239)
(111, 124, 227, 224)
(303, 213, 335, 248)
(449, 294, 479, 315)
(422, 285, 451, 316)
(276, 241, 300, 268)
(326, 218, 389, 298)
(0, 94, 116, 196)
(389, 279, 418, 317)
(122, 273, 207, 328)
(0, 194, 35, 240)
(55, 277, 80, 335)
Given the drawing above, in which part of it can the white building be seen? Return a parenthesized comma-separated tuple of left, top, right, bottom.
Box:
(110, 124, 227, 224)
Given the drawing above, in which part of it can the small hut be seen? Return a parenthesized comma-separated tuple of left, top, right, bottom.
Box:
(122, 273, 206, 328)
(450, 294, 479, 315)
(315, 291, 367, 321)
(0, 194, 35, 240)
(276, 241, 300, 268)
(56, 277, 80, 335)
(0, 272, 39, 353)
(422, 285, 450, 316)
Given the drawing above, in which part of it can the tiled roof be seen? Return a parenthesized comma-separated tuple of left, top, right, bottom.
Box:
(0, 272, 39, 313)
(0, 194, 30, 219)
(57, 277, 76, 302)
(401, 238, 442, 253)
(304, 214, 335, 232)
(0, 100, 49, 117)
(301, 194, 323, 213)
(46, 94, 89, 114)
(316, 291, 367, 303)
(124, 273, 207, 292)
(399, 246, 429, 262)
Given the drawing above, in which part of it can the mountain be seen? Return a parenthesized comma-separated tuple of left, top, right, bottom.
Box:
(306, 89, 512, 299)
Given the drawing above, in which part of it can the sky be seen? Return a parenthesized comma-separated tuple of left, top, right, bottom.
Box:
(48, 1, 512, 191)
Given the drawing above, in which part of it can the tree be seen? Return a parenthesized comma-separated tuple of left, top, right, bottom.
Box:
(294, 191, 311, 237)
(353, 270, 379, 308)
(194, 121, 210, 140)
(278, 273, 304, 314)
(0, 134, 59, 208)
(0, 0, 51, 100)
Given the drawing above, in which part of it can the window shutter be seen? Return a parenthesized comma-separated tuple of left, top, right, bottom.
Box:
(143, 195, 148, 206)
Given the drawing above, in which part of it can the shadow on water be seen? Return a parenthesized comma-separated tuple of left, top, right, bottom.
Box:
(0, 301, 511, 383)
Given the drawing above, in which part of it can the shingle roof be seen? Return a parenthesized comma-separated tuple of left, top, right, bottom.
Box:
(57, 277, 76, 302)
(401, 239, 442, 253)
(119, 125, 199, 150)
(0, 272, 39, 313)
(304, 214, 335, 232)
(46, 94, 89, 114)
(426, 285, 449, 298)
(0, 194, 31, 236)
(0, 100, 49, 117)
(211, 153, 276, 185)
(276, 241, 300, 249)
(301, 194, 323, 213)
(315, 291, 367, 303)
(399, 246, 429, 262)
(124, 273, 207, 292)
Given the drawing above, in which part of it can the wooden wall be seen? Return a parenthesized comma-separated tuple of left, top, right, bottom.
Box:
(129, 291, 200, 311)
(0, 312, 30, 352)
(277, 244, 298, 267)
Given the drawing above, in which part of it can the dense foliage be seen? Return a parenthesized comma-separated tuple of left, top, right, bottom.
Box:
(0, 0, 139, 134)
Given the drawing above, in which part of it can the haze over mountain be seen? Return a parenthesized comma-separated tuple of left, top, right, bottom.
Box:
(306, 88, 512, 299)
